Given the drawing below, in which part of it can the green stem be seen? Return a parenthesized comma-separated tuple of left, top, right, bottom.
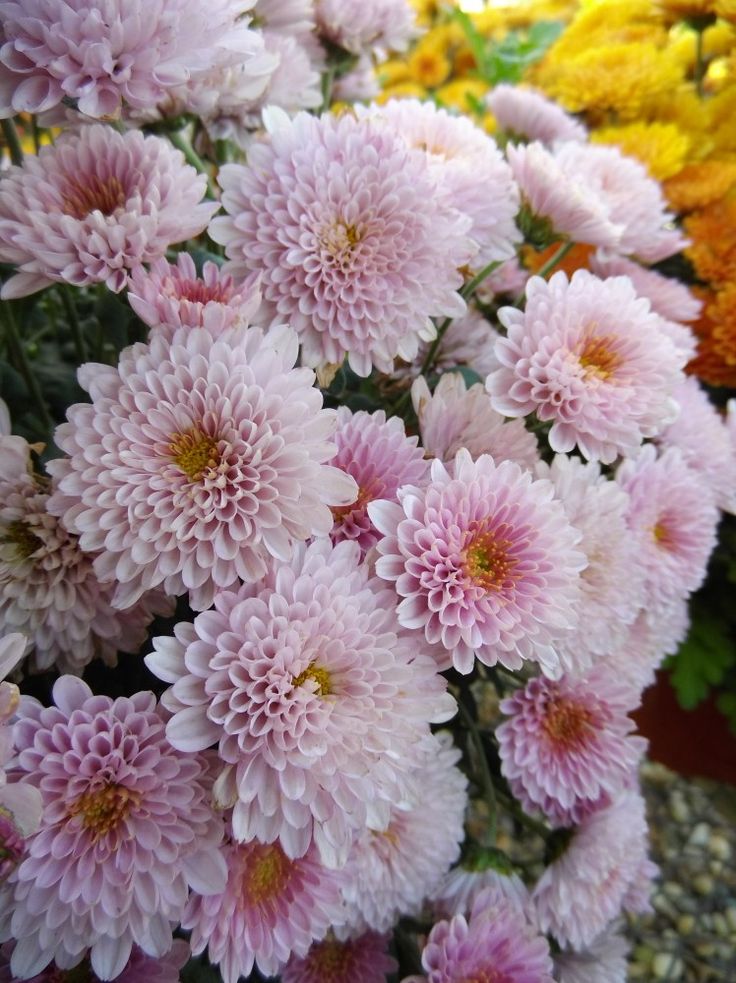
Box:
(457, 700, 498, 844)
(496, 790, 551, 840)
(513, 239, 574, 307)
(1, 118, 24, 167)
(0, 301, 53, 431)
(59, 286, 88, 364)
(320, 66, 336, 113)
(694, 27, 706, 98)
(168, 130, 217, 198)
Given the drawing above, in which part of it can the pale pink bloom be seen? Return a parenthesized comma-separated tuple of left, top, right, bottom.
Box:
(1, 449, 169, 673)
(333, 56, 380, 104)
(0, 0, 262, 119)
(253, 32, 322, 119)
(210, 111, 473, 377)
(337, 732, 468, 935)
(432, 857, 529, 919)
(542, 455, 644, 675)
(369, 450, 585, 676)
(254, 0, 316, 42)
(566, 142, 687, 262)
(488, 270, 685, 463)
(146, 538, 455, 868)
(728, 399, 736, 448)
(590, 252, 701, 323)
(392, 306, 500, 382)
(532, 788, 654, 950)
(283, 932, 397, 983)
(4, 677, 226, 981)
(127, 253, 262, 341)
(183, 836, 344, 982)
(0, 400, 29, 482)
(0, 940, 191, 983)
(316, 0, 418, 56)
(657, 376, 736, 514)
(604, 598, 689, 694)
(48, 325, 356, 612)
(357, 99, 521, 267)
(506, 141, 623, 249)
(553, 928, 629, 983)
(0, 125, 217, 299)
(403, 889, 555, 983)
(330, 407, 428, 554)
(497, 667, 646, 827)
(487, 84, 588, 145)
(411, 374, 539, 470)
(616, 445, 719, 614)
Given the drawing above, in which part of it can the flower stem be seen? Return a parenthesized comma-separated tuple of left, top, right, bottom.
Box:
(168, 129, 217, 199)
(513, 239, 574, 307)
(457, 700, 498, 844)
(59, 286, 88, 364)
(0, 301, 53, 431)
(496, 790, 551, 840)
(1, 118, 24, 167)
(694, 26, 706, 98)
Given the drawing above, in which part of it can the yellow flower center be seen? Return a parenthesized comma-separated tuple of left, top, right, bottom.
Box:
(62, 175, 127, 219)
(169, 428, 220, 482)
(465, 529, 517, 592)
(542, 697, 594, 750)
(578, 334, 621, 380)
(292, 663, 332, 697)
(3, 520, 43, 560)
(320, 220, 361, 262)
(70, 784, 140, 842)
(652, 520, 674, 548)
(243, 843, 294, 906)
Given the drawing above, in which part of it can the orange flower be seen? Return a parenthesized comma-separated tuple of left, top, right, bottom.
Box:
(685, 196, 736, 284)
(521, 242, 595, 278)
(665, 159, 736, 211)
(688, 284, 736, 386)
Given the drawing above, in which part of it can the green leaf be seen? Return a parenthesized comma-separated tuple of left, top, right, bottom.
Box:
(181, 957, 222, 983)
(716, 691, 736, 735)
(447, 366, 484, 389)
(668, 618, 736, 710)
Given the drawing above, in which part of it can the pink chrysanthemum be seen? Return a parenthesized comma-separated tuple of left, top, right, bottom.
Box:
(254, 0, 316, 42)
(487, 270, 685, 463)
(392, 306, 500, 382)
(565, 142, 687, 262)
(283, 932, 397, 983)
(0, 0, 262, 120)
(506, 141, 623, 249)
(0, 125, 217, 300)
(403, 889, 555, 983)
(656, 376, 736, 514)
(0, 940, 191, 983)
(48, 325, 357, 612)
(332, 55, 380, 104)
(209, 111, 473, 377)
(2, 677, 226, 981)
(127, 252, 262, 341)
(146, 538, 455, 867)
(532, 788, 655, 950)
(616, 445, 719, 613)
(553, 928, 629, 983)
(315, 0, 417, 55)
(369, 450, 585, 676)
(432, 850, 529, 919)
(183, 836, 344, 982)
(605, 598, 690, 694)
(542, 455, 644, 675)
(337, 732, 467, 935)
(1, 444, 169, 673)
(330, 408, 428, 554)
(357, 99, 521, 268)
(497, 666, 646, 827)
(487, 84, 588, 145)
(412, 374, 540, 471)
(589, 252, 701, 323)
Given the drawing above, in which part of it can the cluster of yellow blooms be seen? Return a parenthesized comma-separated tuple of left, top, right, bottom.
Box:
(384, 0, 736, 387)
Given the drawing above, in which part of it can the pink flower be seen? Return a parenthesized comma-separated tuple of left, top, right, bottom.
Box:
(656, 376, 736, 514)
(337, 732, 468, 935)
(3, 677, 226, 981)
(553, 928, 629, 983)
(487, 84, 588, 144)
(330, 408, 428, 554)
(315, 0, 417, 55)
(48, 325, 357, 612)
(411, 373, 540, 471)
(210, 111, 473, 377)
(432, 857, 529, 920)
(127, 253, 262, 341)
(1, 444, 169, 673)
(146, 538, 455, 868)
(616, 445, 719, 614)
(282, 932, 397, 983)
(487, 270, 685, 463)
(357, 99, 521, 268)
(183, 836, 344, 982)
(369, 450, 585, 676)
(0, 0, 263, 120)
(403, 889, 555, 983)
(532, 788, 655, 950)
(589, 252, 701, 323)
(0, 126, 217, 299)
(0, 940, 191, 983)
(497, 667, 646, 827)
(604, 599, 690, 694)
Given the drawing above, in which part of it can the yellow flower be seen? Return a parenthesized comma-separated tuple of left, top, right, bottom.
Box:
(715, 0, 736, 22)
(591, 121, 692, 180)
(379, 59, 413, 87)
(435, 78, 490, 113)
(707, 85, 736, 153)
(375, 81, 428, 104)
(410, 0, 443, 27)
(664, 159, 736, 210)
(658, 0, 718, 21)
(408, 38, 452, 88)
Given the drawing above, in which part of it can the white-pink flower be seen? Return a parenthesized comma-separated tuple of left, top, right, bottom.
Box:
(0, 125, 217, 299)
(553, 928, 630, 983)
(487, 270, 686, 463)
(369, 450, 585, 676)
(315, 0, 418, 55)
(210, 111, 473, 377)
(487, 84, 588, 145)
(48, 325, 357, 611)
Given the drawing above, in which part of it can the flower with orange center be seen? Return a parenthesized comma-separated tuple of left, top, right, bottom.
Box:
(465, 526, 519, 593)
(69, 784, 141, 844)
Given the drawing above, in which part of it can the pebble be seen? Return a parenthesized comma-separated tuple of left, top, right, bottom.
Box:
(669, 793, 690, 823)
(689, 821, 711, 846)
(709, 833, 732, 860)
(652, 953, 684, 979)
(693, 873, 714, 895)
(726, 906, 736, 932)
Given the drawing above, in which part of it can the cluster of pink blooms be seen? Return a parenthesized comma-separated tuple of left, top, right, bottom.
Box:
(0, 13, 731, 983)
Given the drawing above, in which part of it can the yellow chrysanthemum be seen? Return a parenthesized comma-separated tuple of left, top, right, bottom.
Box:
(539, 0, 666, 63)
(591, 121, 692, 180)
(410, 0, 443, 27)
(715, 0, 736, 22)
(658, 0, 718, 21)
(649, 84, 714, 149)
(408, 39, 452, 88)
(435, 78, 490, 113)
(706, 85, 736, 153)
(375, 81, 428, 103)
(379, 59, 413, 87)
(668, 19, 736, 73)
